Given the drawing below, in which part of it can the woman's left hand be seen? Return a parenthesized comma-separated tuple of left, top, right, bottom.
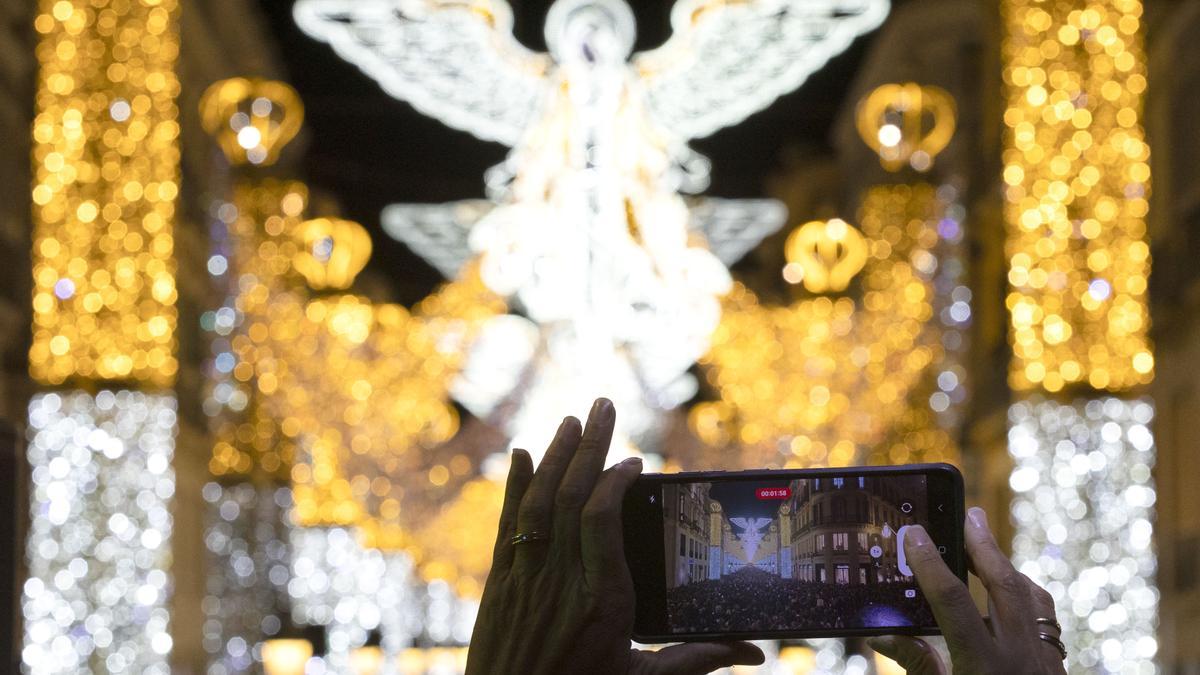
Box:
(466, 398, 765, 675)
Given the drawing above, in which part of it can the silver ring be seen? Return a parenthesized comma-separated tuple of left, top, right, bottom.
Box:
(510, 531, 550, 546)
(1037, 632, 1067, 660)
(1035, 617, 1062, 634)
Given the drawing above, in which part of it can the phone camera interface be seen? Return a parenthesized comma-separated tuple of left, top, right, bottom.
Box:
(662, 475, 935, 633)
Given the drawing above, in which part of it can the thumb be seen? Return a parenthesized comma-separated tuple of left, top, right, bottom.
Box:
(635, 641, 764, 675)
(867, 636, 948, 675)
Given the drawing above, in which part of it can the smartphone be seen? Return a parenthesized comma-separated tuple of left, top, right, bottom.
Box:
(622, 463, 965, 642)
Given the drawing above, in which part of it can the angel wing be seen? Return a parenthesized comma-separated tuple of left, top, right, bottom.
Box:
(635, 0, 890, 140)
(381, 200, 492, 279)
(688, 197, 788, 266)
(293, 0, 551, 146)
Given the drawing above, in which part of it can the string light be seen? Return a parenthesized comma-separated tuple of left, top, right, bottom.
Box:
(25, 3, 181, 672)
(22, 391, 177, 673)
(276, 264, 503, 546)
(204, 180, 308, 480)
(693, 184, 962, 468)
(199, 80, 309, 675)
(1002, 0, 1153, 393)
(29, 0, 181, 386)
(1008, 397, 1158, 673)
(1002, 0, 1158, 671)
(201, 483, 292, 674)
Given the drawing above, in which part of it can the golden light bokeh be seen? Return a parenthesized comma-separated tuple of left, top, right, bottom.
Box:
(207, 181, 309, 480)
(30, 0, 181, 387)
(1002, 0, 1152, 392)
(274, 263, 505, 581)
(695, 184, 958, 468)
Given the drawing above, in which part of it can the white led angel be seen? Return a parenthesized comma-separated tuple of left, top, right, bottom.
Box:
(729, 517, 774, 563)
(295, 0, 889, 462)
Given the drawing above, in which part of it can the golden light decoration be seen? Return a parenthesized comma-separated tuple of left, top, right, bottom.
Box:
(30, 0, 181, 387)
(411, 476, 506, 599)
(693, 184, 958, 468)
(293, 217, 374, 291)
(273, 262, 505, 557)
(782, 218, 869, 293)
(206, 181, 309, 479)
(199, 77, 304, 166)
(856, 82, 956, 172)
(1002, 0, 1152, 393)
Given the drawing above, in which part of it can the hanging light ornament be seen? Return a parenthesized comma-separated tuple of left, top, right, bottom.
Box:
(200, 77, 305, 167)
(293, 217, 375, 291)
(855, 82, 957, 172)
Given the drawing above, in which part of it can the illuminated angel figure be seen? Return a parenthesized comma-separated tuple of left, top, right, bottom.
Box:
(295, 0, 889, 461)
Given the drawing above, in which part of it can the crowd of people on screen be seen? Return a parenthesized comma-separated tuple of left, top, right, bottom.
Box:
(666, 567, 934, 632)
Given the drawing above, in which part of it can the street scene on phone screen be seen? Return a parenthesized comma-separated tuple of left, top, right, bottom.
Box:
(662, 475, 935, 633)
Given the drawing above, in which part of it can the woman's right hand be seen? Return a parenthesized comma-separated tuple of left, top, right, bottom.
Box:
(868, 507, 1068, 675)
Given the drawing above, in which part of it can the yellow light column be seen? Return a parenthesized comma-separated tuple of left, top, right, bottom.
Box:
(1002, 0, 1158, 671)
(30, 0, 181, 386)
(1002, 0, 1152, 393)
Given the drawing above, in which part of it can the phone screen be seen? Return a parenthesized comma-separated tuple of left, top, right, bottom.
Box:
(623, 465, 964, 641)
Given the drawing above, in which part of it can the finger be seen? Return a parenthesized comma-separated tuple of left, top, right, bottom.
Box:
(1024, 573, 1068, 672)
(964, 507, 1036, 646)
(579, 457, 642, 591)
(904, 525, 994, 664)
(513, 416, 582, 572)
(637, 641, 764, 675)
(867, 636, 948, 675)
(489, 448, 534, 575)
(552, 399, 616, 554)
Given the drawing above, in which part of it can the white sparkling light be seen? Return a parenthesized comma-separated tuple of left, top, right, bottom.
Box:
(1008, 397, 1158, 674)
(23, 391, 176, 674)
(202, 483, 292, 674)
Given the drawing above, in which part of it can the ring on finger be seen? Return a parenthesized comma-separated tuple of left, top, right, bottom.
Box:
(1035, 617, 1062, 634)
(511, 531, 550, 546)
(1037, 632, 1067, 660)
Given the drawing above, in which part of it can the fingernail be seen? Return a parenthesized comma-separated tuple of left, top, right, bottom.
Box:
(967, 506, 989, 531)
(907, 524, 932, 547)
(590, 397, 614, 420)
(620, 457, 642, 470)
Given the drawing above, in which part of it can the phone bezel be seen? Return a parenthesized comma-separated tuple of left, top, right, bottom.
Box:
(622, 463, 966, 643)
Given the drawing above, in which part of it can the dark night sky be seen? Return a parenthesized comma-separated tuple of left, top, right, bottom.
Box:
(709, 479, 792, 522)
(255, 0, 884, 305)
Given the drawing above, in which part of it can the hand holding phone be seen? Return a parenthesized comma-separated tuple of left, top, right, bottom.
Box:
(622, 464, 967, 641)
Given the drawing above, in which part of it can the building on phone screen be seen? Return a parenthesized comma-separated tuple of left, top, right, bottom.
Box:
(661, 477, 922, 590)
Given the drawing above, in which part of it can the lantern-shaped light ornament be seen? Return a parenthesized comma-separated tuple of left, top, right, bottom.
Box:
(782, 218, 869, 293)
(199, 77, 304, 166)
(294, 218, 374, 291)
(856, 82, 956, 172)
